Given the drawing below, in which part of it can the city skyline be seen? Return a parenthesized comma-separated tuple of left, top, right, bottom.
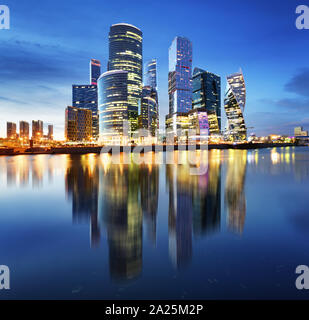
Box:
(0, 0, 308, 139)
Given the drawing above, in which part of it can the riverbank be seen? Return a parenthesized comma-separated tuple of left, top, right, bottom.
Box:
(0, 142, 305, 156)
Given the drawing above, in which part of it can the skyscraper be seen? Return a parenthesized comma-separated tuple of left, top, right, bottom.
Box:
(98, 70, 128, 142)
(72, 85, 98, 140)
(19, 121, 29, 140)
(192, 68, 221, 134)
(7, 122, 17, 139)
(32, 120, 43, 141)
(90, 59, 101, 86)
(140, 86, 158, 137)
(65, 106, 92, 142)
(145, 59, 157, 90)
(168, 37, 192, 114)
(108, 23, 143, 136)
(224, 70, 247, 141)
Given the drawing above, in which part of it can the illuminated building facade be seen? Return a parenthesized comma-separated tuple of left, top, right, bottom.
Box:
(168, 37, 192, 114)
(72, 85, 98, 140)
(65, 106, 92, 142)
(140, 86, 158, 137)
(295, 126, 308, 137)
(108, 23, 143, 136)
(48, 125, 53, 140)
(90, 59, 101, 85)
(98, 70, 128, 142)
(32, 120, 43, 141)
(7, 122, 17, 139)
(19, 121, 29, 140)
(188, 108, 209, 137)
(224, 71, 247, 141)
(192, 68, 221, 134)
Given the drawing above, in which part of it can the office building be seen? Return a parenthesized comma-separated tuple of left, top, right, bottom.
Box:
(65, 106, 92, 142)
(224, 70, 247, 141)
(90, 59, 101, 85)
(192, 68, 221, 134)
(140, 86, 158, 137)
(108, 23, 143, 135)
(98, 70, 128, 142)
(168, 37, 192, 114)
(72, 84, 98, 140)
(145, 59, 157, 90)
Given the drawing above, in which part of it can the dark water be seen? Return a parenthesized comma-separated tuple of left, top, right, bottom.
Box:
(1, 147, 309, 300)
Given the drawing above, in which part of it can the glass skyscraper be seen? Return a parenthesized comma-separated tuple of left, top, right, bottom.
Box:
(168, 37, 192, 114)
(224, 70, 247, 141)
(145, 59, 157, 90)
(72, 85, 98, 140)
(140, 86, 158, 137)
(192, 68, 221, 134)
(108, 23, 143, 136)
(98, 70, 128, 141)
(90, 59, 101, 86)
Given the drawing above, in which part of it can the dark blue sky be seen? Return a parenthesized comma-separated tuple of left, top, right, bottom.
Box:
(0, 0, 308, 138)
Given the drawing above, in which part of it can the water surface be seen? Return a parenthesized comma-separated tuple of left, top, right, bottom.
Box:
(0, 147, 309, 299)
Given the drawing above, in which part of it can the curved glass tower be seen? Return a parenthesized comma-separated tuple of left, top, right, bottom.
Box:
(98, 70, 128, 142)
(224, 71, 247, 141)
(108, 23, 143, 136)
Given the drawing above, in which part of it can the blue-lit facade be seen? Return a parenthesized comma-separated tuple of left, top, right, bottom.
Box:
(224, 71, 247, 141)
(192, 68, 221, 134)
(168, 37, 192, 114)
(108, 23, 143, 136)
(90, 59, 101, 86)
(72, 85, 98, 140)
(98, 70, 128, 140)
(145, 59, 157, 90)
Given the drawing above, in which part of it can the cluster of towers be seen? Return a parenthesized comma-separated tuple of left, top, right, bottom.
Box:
(166, 36, 247, 142)
(65, 23, 158, 144)
(6, 120, 53, 143)
(65, 23, 247, 144)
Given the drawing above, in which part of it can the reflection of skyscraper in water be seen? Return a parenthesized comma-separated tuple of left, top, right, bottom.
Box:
(99, 161, 143, 281)
(65, 155, 100, 247)
(192, 151, 222, 236)
(225, 150, 247, 234)
(139, 164, 159, 246)
(166, 163, 193, 269)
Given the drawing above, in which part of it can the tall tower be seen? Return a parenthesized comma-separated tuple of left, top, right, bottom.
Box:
(108, 23, 143, 136)
(192, 68, 221, 134)
(224, 70, 247, 141)
(98, 70, 128, 143)
(145, 59, 157, 90)
(90, 59, 101, 86)
(72, 85, 98, 140)
(168, 37, 192, 114)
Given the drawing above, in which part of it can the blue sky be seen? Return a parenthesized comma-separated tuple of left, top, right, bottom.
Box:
(0, 0, 309, 139)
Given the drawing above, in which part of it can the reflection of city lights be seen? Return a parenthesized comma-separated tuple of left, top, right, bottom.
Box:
(271, 149, 280, 164)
